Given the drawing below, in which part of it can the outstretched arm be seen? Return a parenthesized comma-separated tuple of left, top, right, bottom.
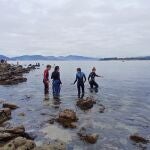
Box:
(74, 75, 77, 84)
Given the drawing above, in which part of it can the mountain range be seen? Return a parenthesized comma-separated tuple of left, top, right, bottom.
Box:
(0, 55, 150, 61)
(0, 55, 97, 61)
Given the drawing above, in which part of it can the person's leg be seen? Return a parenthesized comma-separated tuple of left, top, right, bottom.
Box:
(44, 81, 49, 95)
(55, 80, 60, 97)
(89, 80, 94, 89)
(77, 83, 81, 98)
(81, 83, 85, 98)
(52, 81, 56, 96)
(93, 81, 99, 89)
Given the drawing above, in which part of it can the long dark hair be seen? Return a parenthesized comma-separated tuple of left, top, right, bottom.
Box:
(54, 66, 59, 71)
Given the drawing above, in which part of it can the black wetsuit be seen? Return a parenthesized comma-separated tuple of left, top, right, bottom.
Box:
(74, 72, 86, 98)
(88, 72, 99, 89)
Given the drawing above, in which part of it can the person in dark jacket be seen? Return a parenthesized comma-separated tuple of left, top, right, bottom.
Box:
(51, 66, 62, 98)
(74, 68, 86, 98)
(43, 65, 51, 95)
(88, 67, 102, 89)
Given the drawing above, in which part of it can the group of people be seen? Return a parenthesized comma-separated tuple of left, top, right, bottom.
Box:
(43, 65, 102, 99)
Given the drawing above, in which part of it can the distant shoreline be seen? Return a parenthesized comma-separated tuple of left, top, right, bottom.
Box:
(1, 55, 150, 61)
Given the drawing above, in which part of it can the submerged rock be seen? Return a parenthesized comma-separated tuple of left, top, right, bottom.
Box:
(99, 104, 105, 113)
(0, 108, 11, 124)
(78, 127, 99, 144)
(0, 137, 36, 150)
(35, 140, 66, 150)
(56, 109, 78, 128)
(76, 97, 96, 110)
(3, 103, 19, 110)
(130, 134, 149, 144)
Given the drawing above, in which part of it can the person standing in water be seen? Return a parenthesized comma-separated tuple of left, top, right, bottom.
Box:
(88, 67, 102, 90)
(74, 68, 86, 99)
(51, 66, 62, 98)
(43, 65, 51, 96)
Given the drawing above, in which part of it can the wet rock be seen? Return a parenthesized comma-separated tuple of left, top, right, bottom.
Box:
(130, 134, 149, 144)
(0, 63, 34, 85)
(99, 104, 105, 113)
(0, 76, 27, 85)
(56, 109, 78, 128)
(0, 125, 34, 142)
(1, 137, 36, 150)
(4, 125, 25, 134)
(78, 127, 99, 144)
(47, 118, 55, 124)
(18, 113, 26, 117)
(0, 108, 11, 124)
(3, 103, 19, 110)
(35, 140, 66, 150)
(76, 97, 96, 110)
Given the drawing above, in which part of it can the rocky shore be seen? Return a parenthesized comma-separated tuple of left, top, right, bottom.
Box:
(0, 63, 38, 85)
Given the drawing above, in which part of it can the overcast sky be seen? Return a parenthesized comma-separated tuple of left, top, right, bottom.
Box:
(0, 0, 150, 57)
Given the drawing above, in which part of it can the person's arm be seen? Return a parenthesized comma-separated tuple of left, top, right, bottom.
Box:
(58, 72, 62, 84)
(95, 72, 102, 77)
(88, 73, 91, 81)
(74, 74, 77, 84)
(83, 73, 86, 83)
(51, 72, 53, 79)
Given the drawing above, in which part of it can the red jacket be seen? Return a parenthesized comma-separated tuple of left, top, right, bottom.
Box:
(43, 69, 49, 82)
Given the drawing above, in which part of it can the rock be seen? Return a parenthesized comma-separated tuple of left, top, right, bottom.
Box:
(99, 104, 105, 113)
(47, 118, 55, 124)
(76, 97, 96, 110)
(130, 134, 149, 144)
(0, 125, 34, 142)
(35, 140, 66, 150)
(0, 76, 27, 85)
(3, 103, 19, 110)
(0, 63, 34, 85)
(78, 127, 99, 144)
(4, 125, 25, 134)
(56, 109, 78, 128)
(18, 113, 26, 117)
(0, 137, 36, 150)
(0, 108, 11, 124)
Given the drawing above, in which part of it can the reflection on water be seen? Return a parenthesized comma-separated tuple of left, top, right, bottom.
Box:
(0, 61, 150, 150)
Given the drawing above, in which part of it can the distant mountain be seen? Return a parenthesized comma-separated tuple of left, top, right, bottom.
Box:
(0, 55, 10, 60)
(10, 55, 97, 61)
(0, 54, 150, 61)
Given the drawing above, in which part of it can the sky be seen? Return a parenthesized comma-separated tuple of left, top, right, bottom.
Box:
(0, 0, 150, 57)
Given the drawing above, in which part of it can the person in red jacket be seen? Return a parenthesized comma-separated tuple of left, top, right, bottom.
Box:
(43, 65, 51, 95)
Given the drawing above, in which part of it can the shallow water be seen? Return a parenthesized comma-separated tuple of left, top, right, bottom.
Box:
(0, 61, 150, 150)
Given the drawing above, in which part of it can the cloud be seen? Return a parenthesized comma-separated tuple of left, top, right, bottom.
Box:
(0, 0, 150, 57)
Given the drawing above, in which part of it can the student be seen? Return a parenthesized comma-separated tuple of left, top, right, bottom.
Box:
(88, 67, 102, 89)
(74, 68, 86, 99)
(51, 66, 62, 98)
(43, 65, 51, 95)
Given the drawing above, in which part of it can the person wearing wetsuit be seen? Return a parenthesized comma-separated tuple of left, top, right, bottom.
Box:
(51, 66, 62, 98)
(74, 68, 86, 98)
(43, 65, 51, 95)
(88, 67, 102, 89)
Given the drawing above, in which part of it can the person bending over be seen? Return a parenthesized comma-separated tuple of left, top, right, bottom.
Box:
(74, 68, 86, 99)
(88, 67, 102, 89)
